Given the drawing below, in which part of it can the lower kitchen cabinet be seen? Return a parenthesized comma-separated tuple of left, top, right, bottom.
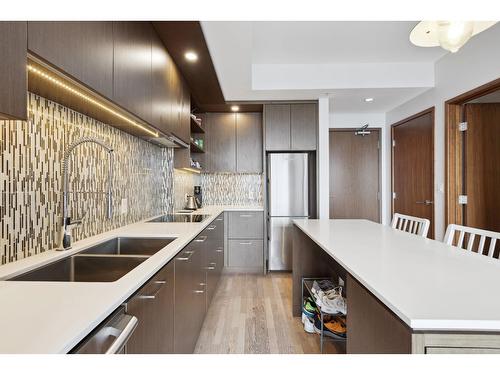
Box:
(227, 211, 264, 272)
(122, 214, 225, 354)
(126, 261, 174, 354)
(228, 240, 264, 268)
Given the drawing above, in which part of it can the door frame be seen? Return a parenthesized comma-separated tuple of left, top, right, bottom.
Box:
(329, 128, 382, 223)
(445, 77, 500, 228)
(390, 107, 435, 235)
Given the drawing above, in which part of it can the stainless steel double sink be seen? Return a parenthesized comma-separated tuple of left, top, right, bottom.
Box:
(10, 237, 176, 283)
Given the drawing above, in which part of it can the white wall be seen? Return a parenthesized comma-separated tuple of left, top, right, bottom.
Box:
(318, 107, 388, 223)
(386, 23, 500, 240)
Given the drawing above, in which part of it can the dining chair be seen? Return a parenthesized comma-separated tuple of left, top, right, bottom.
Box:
(444, 224, 500, 258)
(391, 213, 430, 238)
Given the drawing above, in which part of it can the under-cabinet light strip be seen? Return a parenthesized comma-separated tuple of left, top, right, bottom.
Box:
(27, 64, 159, 138)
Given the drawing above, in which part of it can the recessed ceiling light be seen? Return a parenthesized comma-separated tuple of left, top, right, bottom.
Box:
(184, 51, 198, 62)
(231, 105, 240, 112)
(364, 98, 374, 102)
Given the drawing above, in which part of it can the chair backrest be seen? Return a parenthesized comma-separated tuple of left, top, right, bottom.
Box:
(444, 224, 500, 258)
(391, 213, 430, 238)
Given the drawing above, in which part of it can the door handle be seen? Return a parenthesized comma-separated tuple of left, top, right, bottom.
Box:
(416, 200, 433, 205)
(195, 236, 207, 242)
(176, 250, 194, 261)
(105, 315, 138, 354)
(136, 280, 166, 299)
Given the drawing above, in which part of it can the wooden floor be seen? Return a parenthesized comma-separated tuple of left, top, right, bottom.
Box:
(194, 272, 343, 354)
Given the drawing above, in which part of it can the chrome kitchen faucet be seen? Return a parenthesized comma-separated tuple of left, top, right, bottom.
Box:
(58, 137, 114, 250)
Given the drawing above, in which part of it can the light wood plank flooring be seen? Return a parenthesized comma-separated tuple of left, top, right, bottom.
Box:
(194, 273, 343, 354)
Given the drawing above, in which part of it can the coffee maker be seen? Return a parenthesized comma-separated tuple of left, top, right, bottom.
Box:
(194, 185, 202, 208)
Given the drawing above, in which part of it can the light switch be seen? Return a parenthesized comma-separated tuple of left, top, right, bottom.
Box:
(120, 198, 128, 215)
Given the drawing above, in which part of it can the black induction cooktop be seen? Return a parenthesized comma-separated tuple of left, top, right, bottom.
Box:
(147, 214, 209, 223)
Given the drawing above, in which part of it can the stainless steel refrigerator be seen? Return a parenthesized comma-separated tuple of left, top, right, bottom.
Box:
(268, 153, 309, 271)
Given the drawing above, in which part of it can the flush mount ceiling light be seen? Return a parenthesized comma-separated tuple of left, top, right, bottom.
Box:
(364, 98, 374, 102)
(230, 105, 240, 112)
(410, 21, 497, 53)
(184, 51, 198, 62)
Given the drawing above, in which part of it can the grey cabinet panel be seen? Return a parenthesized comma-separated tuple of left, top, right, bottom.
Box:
(228, 240, 264, 268)
(174, 244, 198, 353)
(126, 261, 174, 353)
(264, 104, 291, 151)
(113, 22, 152, 124)
(0, 22, 27, 120)
(151, 30, 173, 133)
(228, 211, 264, 239)
(291, 103, 317, 150)
(206, 113, 237, 172)
(236, 113, 263, 173)
(28, 22, 114, 99)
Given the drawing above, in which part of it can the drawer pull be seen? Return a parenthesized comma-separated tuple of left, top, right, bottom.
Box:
(194, 290, 205, 294)
(216, 249, 223, 253)
(206, 225, 216, 230)
(195, 236, 208, 242)
(136, 280, 166, 299)
(205, 266, 215, 270)
(239, 242, 253, 245)
(209, 262, 216, 266)
(216, 218, 223, 221)
(239, 214, 253, 218)
(176, 250, 194, 261)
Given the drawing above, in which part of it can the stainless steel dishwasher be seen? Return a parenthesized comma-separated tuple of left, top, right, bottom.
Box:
(71, 306, 138, 354)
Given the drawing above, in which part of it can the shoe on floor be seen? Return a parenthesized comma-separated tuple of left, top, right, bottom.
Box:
(313, 315, 347, 339)
(321, 294, 347, 315)
(303, 317, 315, 334)
(302, 297, 318, 318)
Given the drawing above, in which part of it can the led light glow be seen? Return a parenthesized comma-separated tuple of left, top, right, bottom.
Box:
(231, 105, 240, 112)
(27, 64, 159, 138)
(184, 51, 198, 62)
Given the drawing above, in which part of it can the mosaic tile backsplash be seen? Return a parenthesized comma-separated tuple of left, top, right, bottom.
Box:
(173, 169, 200, 210)
(200, 173, 263, 206)
(0, 93, 173, 265)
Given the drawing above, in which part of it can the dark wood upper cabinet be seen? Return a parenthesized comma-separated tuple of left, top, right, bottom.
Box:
(264, 104, 291, 150)
(151, 31, 173, 134)
(291, 103, 317, 150)
(264, 103, 317, 151)
(236, 113, 263, 173)
(0, 22, 27, 120)
(113, 22, 152, 124)
(27, 22, 114, 99)
(179, 80, 191, 143)
(206, 113, 237, 172)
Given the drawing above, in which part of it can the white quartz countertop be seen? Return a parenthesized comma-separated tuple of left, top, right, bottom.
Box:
(293, 219, 500, 332)
(0, 205, 262, 354)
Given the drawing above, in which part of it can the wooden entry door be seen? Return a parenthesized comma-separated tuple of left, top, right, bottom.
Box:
(329, 129, 380, 222)
(392, 109, 434, 238)
(463, 103, 500, 232)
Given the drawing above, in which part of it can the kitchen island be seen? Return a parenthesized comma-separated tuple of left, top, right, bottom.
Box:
(292, 219, 500, 354)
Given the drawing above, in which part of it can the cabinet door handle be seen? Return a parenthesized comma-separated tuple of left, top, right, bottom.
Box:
(176, 250, 194, 261)
(216, 217, 223, 221)
(239, 242, 252, 245)
(195, 236, 207, 242)
(206, 225, 216, 230)
(136, 280, 166, 299)
(239, 214, 253, 218)
(205, 266, 215, 270)
(194, 290, 205, 294)
(209, 262, 216, 266)
(216, 249, 223, 253)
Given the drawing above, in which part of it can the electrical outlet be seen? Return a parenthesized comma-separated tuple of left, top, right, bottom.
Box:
(120, 198, 128, 215)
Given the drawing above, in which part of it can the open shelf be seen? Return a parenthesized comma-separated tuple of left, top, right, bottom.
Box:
(190, 117, 205, 134)
(302, 277, 347, 353)
(190, 141, 205, 153)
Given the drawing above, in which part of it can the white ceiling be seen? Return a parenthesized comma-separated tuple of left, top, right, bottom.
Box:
(251, 22, 447, 64)
(201, 21, 449, 113)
